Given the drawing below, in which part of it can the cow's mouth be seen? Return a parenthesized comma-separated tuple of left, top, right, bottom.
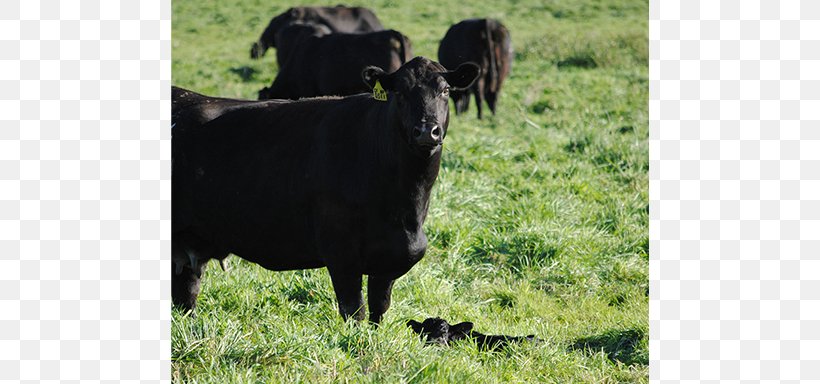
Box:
(418, 142, 441, 149)
(414, 142, 442, 157)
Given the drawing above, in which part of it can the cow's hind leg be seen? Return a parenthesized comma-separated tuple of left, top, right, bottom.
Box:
(473, 79, 485, 119)
(328, 267, 365, 321)
(486, 90, 498, 115)
(367, 276, 395, 325)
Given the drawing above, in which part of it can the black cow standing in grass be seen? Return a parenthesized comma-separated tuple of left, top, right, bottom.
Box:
(172, 57, 480, 323)
(250, 5, 384, 59)
(257, 23, 413, 100)
(438, 18, 513, 119)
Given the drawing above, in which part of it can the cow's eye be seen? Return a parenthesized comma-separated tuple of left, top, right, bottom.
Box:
(441, 88, 450, 97)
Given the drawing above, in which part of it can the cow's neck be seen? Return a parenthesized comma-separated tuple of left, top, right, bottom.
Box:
(375, 97, 442, 227)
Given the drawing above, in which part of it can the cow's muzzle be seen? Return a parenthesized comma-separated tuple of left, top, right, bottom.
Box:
(412, 123, 442, 147)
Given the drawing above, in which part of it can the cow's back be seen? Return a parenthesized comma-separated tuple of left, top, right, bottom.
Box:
(173, 92, 389, 268)
(270, 29, 412, 99)
(172, 86, 284, 127)
(320, 30, 410, 96)
(312, 6, 384, 33)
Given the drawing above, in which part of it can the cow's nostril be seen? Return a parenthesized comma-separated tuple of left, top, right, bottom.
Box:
(430, 126, 441, 139)
(413, 128, 423, 138)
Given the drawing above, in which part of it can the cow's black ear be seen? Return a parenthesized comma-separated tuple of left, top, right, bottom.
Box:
(407, 320, 424, 333)
(443, 62, 480, 91)
(362, 66, 387, 89)
(450, 321, 474, 335)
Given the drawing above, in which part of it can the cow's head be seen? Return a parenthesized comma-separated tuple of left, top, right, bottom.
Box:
(251, 7, 311, 58)
(362, 57, 479, 156)
(407, 317, 474, 345)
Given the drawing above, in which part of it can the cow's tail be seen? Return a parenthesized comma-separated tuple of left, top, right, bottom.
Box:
(485, 19, 498, 92)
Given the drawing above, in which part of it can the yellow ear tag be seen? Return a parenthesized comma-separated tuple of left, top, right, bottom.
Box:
(373, 80, 387, 101)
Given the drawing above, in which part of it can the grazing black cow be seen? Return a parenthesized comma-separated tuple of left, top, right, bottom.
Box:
(438, 18, 513, 119)
(407, 317, 541, 350)
(257, 23, 413, 100)
(250, 5, 384, 59)
(172, 57, 480, 324)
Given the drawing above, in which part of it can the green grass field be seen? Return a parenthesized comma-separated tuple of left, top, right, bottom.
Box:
(172, 0, 648, 382)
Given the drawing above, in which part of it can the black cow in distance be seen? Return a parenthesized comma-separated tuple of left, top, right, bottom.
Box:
(250, 5, 384, 59)
(438, 18, 513, 119)
(257, 23, 413, 100)
(172, 57, 479, 324)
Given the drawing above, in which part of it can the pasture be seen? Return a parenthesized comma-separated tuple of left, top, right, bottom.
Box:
(172, 0, 648, 382)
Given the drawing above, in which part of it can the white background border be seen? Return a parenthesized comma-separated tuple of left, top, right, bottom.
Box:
(651, 0, 820, 382)
(1, 1, 170, 382)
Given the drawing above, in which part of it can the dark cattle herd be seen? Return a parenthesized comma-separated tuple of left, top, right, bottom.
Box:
(173, 4, 521, 336)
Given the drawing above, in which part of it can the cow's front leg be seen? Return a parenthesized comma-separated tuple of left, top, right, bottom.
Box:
(328, 267, 365, 321)
(367, 276, 394, 325)
(171, 240, 206, 313)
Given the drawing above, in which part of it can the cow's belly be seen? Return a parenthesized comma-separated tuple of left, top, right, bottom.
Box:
(189, 190, 325, 272)
(227, 233, 325, 272)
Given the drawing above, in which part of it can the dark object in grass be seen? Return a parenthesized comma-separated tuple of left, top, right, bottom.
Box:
(407, 317, 542, 350)
(250, 5, 384, 59)
(438, 18, 513, 119)
(257, 23, 413, 100)
(171, 57, 480, 323)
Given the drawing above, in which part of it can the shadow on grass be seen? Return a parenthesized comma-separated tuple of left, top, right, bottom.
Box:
(568, 328, 647, 366)
(616, 125, 634, 134)
(557, 55, 598, 69)
(229, 66, 258, 82)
